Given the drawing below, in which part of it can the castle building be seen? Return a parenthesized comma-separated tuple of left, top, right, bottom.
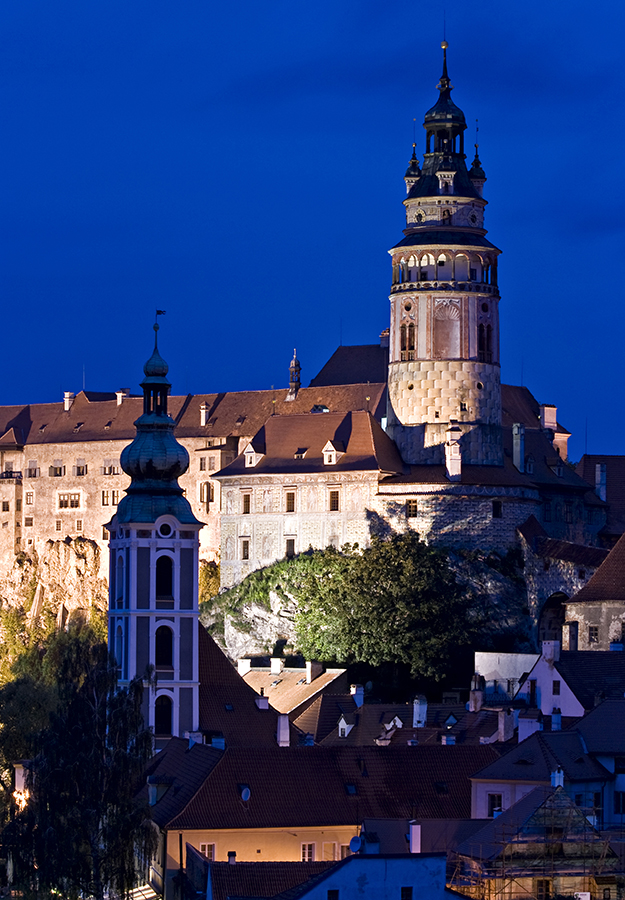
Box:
(107, 324, 203, 747)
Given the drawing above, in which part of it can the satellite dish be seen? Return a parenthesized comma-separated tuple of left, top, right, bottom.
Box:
(241, 787, 251, 802)
(349, 835, 362, 853)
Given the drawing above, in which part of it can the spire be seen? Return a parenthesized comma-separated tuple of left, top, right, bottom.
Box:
(424, 41, 466, 127)
(404, 143, 421, 179)
(438, 40, 451, 94)
(286, 348, 301, 401)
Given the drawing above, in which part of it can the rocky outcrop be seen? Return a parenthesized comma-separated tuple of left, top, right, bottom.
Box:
(0, 537, 108, 625)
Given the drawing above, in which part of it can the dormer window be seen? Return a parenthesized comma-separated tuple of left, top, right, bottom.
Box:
(244, 443, 264, 468)
(294, 448, 307, 459)
(324, 451, 336, 465)
(322, 440, 345, 466)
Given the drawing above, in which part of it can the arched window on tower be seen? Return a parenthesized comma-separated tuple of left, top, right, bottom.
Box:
(400, 324, 407, 357)
(407, 323, 415, 357)
(115, 625, 124, 675)
(486, 325, 493, 363)
(156, 555, 173, 606)
(478, 324, 486, 362)
(154, 695, 173, 736)
(441, 209, 452, 225)
(116, 556, 124, 609)
(155, 625, 173, 671)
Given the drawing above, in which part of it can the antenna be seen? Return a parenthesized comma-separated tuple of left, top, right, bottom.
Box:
(475, 118, 479, 154)
(443, 8, 446, 41)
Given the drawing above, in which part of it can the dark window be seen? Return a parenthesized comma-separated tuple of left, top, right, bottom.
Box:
(589, 625, 599, 644)
(327, 892, 339, 900)
(55, 520, 62, 532)
(406, 499, 418, 518)
(156, 556, 173, 598)
(1, 501, 8, 512)
(286, 539, 295, 559)
(242, 540, 249, 560)
(25, 517, 33, 527)
(243, 494, 251, 514)
(543, 502, 552, 522)
(488, 793, 503, 817)
(553, 680, 560, 696)
(492, 500, 503, 519)
(401, 890, 413, 900)
(286, 491, 295, 513)
(112, 490, 119, 505)
(575, 794, 583, 807)
(329, 490, 340, 512)
(535, 879, 551, 900)
(155, 626, 173, 668)
(102, 491, 109, 506)
(199, 457, 206, 471)
(615, 792, 625, 814)
(154, 695, 172, 736)
(59, 493, 80, 509)
(564, 502, 573, 523)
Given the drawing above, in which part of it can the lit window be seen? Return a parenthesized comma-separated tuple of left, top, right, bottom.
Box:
(406, 499, 418, 518)
(199, 843, 215, 861)
(286, 492, 295, 513)
(301, 843, 315, 862)
(329, 490, 340, 512)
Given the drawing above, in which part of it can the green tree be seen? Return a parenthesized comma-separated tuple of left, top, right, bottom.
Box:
(295, 532, 481, 679)
(5, 641, 156, 900)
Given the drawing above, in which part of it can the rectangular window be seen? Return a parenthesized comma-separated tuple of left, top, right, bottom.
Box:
(59, 493, 80, 509)
(242, 540, 250, 560)
(55, 520, 61, 532)
(25, 492, 33, 505)
(112, 490, 119, 506)
(535, 880, 551, 900)
(76, 520, 83, 532)
(329, 490, 340, 512)
(199, 843, 215, 861)
(24, 517, 33, 527)
(492, 500, 503, 519)
(487, 793, 503, 818)
(552, 679, 560, 695)
(406, 499, 418, 518)
(401, 890, 414, 900)
(340, 845, 351, 859)
(301, 843, 315, 862)
(286, 491, 296, 513)
(49, 461, 65, 477)
(199, 457, 207, 471)
(16, 500, 21, 512)
(1, 501, 8, 512)
(26, 460, 38, 478)
(322, 842, 336, 861)
(286, 539, 295, 559)
(543, 502, 552, 522)
(208, 456, 216, 471)
(327, 892, 339, 900)
(243, 493, 251, 514)
(102, 527, 109, 540)
(589, 625, 599, 644)
(615, 792, 625, 815)
(74, 459, 87, 476)
(102, 491, 109, 506)
(200, 482, 214, 504)
(564, 502, 573, 524)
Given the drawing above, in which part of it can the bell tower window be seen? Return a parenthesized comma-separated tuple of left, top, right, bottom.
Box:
(155, 625, 173, 669)
(154, 695, 173, 736)
(156, 556, 173, 602)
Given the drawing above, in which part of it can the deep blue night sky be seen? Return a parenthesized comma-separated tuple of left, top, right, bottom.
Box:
(1, 0, 624, 460)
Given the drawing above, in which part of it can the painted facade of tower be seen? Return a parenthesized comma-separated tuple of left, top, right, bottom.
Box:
(387, 43, 503, 467)
(108, 323, 203, 747)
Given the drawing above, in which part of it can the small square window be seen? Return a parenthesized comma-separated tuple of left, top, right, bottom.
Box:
(401, 890, 414, 900)
(327, 891, 339, 900)
(286, 491, 295, 513)
(406, 499, 418, 518)
(329, 490, 340, 512)
(24, 517, 33, 527)
(199, 843, 215, 861)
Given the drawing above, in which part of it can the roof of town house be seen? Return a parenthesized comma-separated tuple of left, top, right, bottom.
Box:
(500, 385, 569, 436)
(309, 345, 389, 388)
(0, 383, 387, 449)
(571, 699, 625, 754)
(213, 411, 405, 478)
(292, 694, 359, 743)
(576, 454, 625, 537)
(241, 666, 347, 716)
(518, 516, 610, 567)
(142, 738, 223, 828)
(454, 786, 603, 862)
(553, 651, 625, 710)
(148, 743, 500, 830)
(470, 731, 610, 784)
(198, 625, 299, 748)
(306, 701, 502, 748)
(207, 861, 335, 900)
(360, 816, 489, 854)
(565, 531, 625, 605)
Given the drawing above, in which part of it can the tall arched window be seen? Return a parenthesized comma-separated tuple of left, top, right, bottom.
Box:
(400, 325, 407, 353)
(116, 556, 124, 607)
(486, 325, 493, 363)
(156, 556, 173, 600)
(115, 625, 123, 672)
(155, 625, 173, 668)
(154, 695, 173, 736)
(478, 324, 486, 362)
(407, 323, 415, 353)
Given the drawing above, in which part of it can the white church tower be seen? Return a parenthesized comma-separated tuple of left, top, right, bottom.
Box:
(108, 320, 203, 748)
(387, 42, 503, 467)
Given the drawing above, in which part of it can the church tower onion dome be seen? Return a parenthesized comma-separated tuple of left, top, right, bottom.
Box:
(116, 323, 201, 525)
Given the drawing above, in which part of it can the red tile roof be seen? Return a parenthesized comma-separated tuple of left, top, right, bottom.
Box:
(566, 531, 625, 604)
(208, 861, 334, 900)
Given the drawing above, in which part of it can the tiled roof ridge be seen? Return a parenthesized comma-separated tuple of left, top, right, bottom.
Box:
(166, 745, 230, 829)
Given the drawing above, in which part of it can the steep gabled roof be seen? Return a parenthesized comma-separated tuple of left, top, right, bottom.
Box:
(309, 345, 388, 388)
(554, 651, 625, 710)
(471, 731, 609, 784)
(566, 531, 625, 604)
(572, 699, 625, 754)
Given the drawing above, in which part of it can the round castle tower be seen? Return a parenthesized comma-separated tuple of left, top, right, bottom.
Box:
(386, 43, 503, 467)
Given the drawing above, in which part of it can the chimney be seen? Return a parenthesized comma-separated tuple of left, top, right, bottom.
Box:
(512, 423, 525, 472)
(271, 658, 284, 676)
(306, 660, 323, 684)
(541, 640, 560, 663)
(551, 766, 564, 788)
(444, 421, 462, 482)
(200, 402, 208, 427)
(595, 463, 607, 502)
(409, 821, 421, 854)
(350, 684, 364, 708)
(277, 714, 290, 747)
(186, 731, 203, 748)
(540, 404, 557, 432)
(255, 693, 269, 710)
(237, 659, 252, 676)
(227, 851, 236, 865)
(116, 388, 130, 406)
(63, 391, 75, 412)
(413, 695, 427, 728)
(498, 709, 515, 743)
(469, 674, 485, 713)
(551, 707, 562, 731)
(379, 328, 390, 349)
